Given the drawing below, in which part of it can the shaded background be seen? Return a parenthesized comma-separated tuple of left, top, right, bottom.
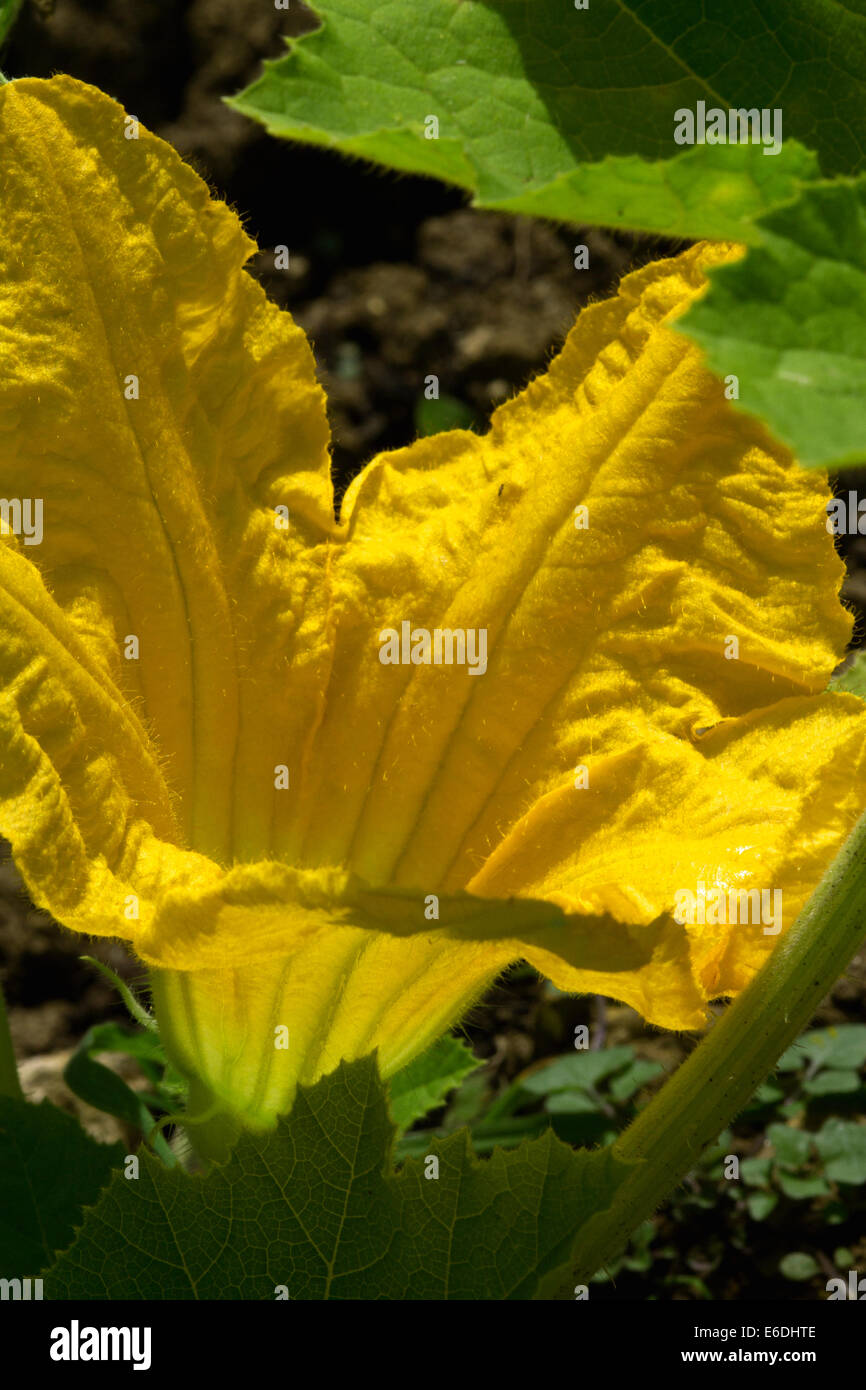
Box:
(1, 0, 865, 1298)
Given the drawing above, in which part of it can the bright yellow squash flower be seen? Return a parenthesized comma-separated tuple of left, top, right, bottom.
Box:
(1, 76, 865, 1142)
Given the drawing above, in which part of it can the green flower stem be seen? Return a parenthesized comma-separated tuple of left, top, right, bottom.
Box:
(565, 804, 866, 1292)
(0, 974, 23, 1100)
(180, 1076, 242, 1166)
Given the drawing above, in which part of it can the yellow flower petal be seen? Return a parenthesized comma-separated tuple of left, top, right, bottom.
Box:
(469, 694, 866, 1010)
(308, 246, 851, 890)
(0, 540, 180, 937)
(1, 76, 865, 1132)
(0, 74, 336, 868)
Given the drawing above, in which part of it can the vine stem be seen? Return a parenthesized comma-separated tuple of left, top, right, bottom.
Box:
(563, 803, 866, 1293)
(0, 974, 23, 1100)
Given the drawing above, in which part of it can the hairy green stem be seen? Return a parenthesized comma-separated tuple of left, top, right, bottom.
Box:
(563, 804, 866, 1293)
(0, 974, 23, 1100)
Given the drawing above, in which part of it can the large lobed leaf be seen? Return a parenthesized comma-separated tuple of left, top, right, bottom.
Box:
(229, 0, 864, 238)
(0, 1097, 122, 1278)
(387, 1033, 479, 1132)
(230, 2, 866, 471)
(44, 1056, 631, 1299)
(678, 175, 866, 468)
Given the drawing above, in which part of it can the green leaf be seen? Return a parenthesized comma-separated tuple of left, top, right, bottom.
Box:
(830, 652, 866, 700)
(544, 1090, 605, 1116)
(65, 1020, 184, 1110)
(677, 175, 866, 470)
(387, 1033, 480, 1132)
(776, 1040, 810, 1072)
(799, 1024, 866, 1070)
(779, 1251, 819, 1281)
(746, 1191, 778, 1221)
(802, 1068, 862, 1097)
(608, 1059, 665, 1103)
(490, 143, 818, 245)
(520, 1046, 635, 1096)
(777, 1024, 866, 1071)
(439, 1071, 489, 1131)
(814, 1118, 866, 1183)
(232, 4, 866, 474)
(746, 1079, 785, 1107)
(472, 1068, 542, 1129)
(777, 1172, 832, 1200)
(0, 1097, 122, 1277)
(228, 1, 847, 241)
(468, 1115, 553, 1153)
(414, 393, 475, 438)
(767, 1122, 813, 1168)
(63, 1024, 177, 1166)
(739, 1156, 773, 1187)
(44, 1056, 632, 1300)
(71, 1020, 166, 1066)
